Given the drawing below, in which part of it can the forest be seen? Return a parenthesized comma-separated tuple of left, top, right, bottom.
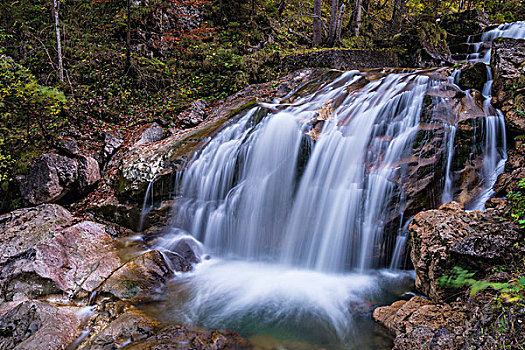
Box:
(1, 0, 525, 349)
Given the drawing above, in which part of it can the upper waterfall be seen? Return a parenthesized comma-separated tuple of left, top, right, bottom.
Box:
(172, 70, 430, 272)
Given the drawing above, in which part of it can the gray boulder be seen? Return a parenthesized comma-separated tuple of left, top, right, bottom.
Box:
(21, 154, 78, 205)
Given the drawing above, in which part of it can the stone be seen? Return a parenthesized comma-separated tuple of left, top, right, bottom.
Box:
(393, 326, 435, 350)
(21, 154, 78, 205)
(77, 155, 101, 190)
(0, 300, 82, 350)
(34, 221, 122, 295)
(134, 123, 165, 146)
(100, 250, 172, 302)
(178, 99, 208, 128)
(281, 49, 401, 72)
(491, 38, 525, 134)
(459, 62, 487, 92)
(102, 132, 123, 161)
(55, 137, 79, 156)
(409, 202, 520, 302)
(0, 204, 73, 264)
(76, 301, 251, 350)
(77, 302, 160, 349)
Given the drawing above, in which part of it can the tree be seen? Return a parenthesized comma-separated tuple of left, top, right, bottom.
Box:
(49, 0, 64, 82)
(328, 0, 339, 46)
(353, 0, 362, 35)
(313, 0, 322, 45)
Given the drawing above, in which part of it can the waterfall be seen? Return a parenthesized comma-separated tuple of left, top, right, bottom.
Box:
(139, 22, 525, 347)
(172, 71, 429, 271)
(448, 21, 525, 209)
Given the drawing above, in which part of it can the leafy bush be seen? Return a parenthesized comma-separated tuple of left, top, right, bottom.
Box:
(0, 55, 66, 183)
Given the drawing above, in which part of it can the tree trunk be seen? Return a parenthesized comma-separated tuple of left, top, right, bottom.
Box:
(335, 3, 346, 44)
(353, 0, 362, 36)
(391, 0, 404, 31)
(50, 0, 63, 82)
(313, 0, 322, 46)
(125, 0, 131, 74)
(328, 0, 339, 46)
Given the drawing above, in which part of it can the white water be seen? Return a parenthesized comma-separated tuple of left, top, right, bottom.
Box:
(172, 71, 428, 272)
(454, 21, 525, 209)
(144, 24, 524, 346)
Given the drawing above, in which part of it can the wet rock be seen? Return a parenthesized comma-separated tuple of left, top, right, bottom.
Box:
(375, 296, 466, 350)
(458, 62, 487, 92)
(77, 301, 251, 350)
(403, 76, 487, 218)
(409, 201, 521, 302)
(135, 123, 165, 146)
(34, 221, 121, 295)
(491, 38, 525, 134)
(178, 99, 209, 128)
(77, 156, 101, 190)
(56, 137, 79, 156)
(0, 204, 73, 264)
(0, 300, 82, 350)
(77, 302, 160, 349)
(21, 154, 78, 205)
(373, 296, 465, 338)
(100, 250, 172, 302)
(130, 325, 252, 350)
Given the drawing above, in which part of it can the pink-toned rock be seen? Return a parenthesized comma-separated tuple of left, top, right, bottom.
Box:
(0, 300, 82, 350)
(100, 250, 172, 302)
(34, 221, 121, 295)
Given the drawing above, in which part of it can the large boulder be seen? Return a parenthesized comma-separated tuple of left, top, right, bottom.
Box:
(0, 204, 73, 265)
(0, 300, 82, 350)
(373, 296, 466, 337)
(20, 152, 101, 206)
(77, 155, 101, 190)
(409, 201, 521, 302)
(0, 209, 121, 304)
(34, 221, 122, 295)
(100, 250, 172, 302)
(458, 62, 487, 92)
(21, 154, 78, 205)
(491, 38, 525, 134)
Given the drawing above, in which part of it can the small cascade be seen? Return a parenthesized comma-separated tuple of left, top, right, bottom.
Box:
(389, 219, 411, 270)
(440, 21, 525, 208)
(138, 179, 155, 232)
(441, 124, 457, 204)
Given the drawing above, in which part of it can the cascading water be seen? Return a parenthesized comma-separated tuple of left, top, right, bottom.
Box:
(140, 70, 431, 349)
(441, 21, 525, 208)
(172, 71, 428, 272)
(138, 22, 524, 349)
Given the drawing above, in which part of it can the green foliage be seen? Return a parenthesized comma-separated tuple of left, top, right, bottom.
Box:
(507, 178, 525, 228)
(0, 55, 66, 183)
(438, 266, 510, 296)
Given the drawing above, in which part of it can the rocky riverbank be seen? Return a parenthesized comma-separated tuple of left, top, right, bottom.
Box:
(372, 37, 525, 350)
(1, 17, 525, 350)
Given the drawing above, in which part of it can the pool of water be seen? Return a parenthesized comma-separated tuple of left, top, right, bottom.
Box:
(139, 258, 414, 350)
